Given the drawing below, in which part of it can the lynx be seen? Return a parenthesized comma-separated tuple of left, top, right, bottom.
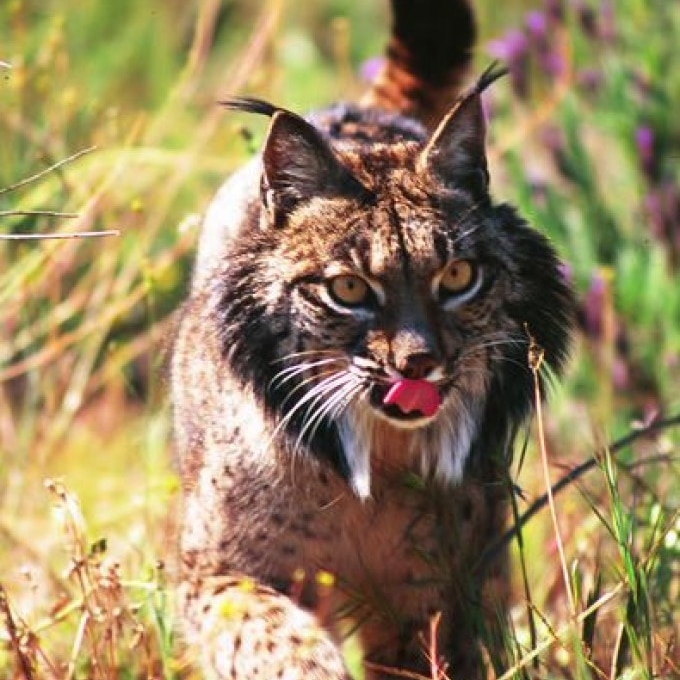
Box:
(171, 0, 574, 677)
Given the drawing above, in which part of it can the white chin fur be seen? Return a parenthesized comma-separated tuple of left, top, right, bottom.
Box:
(337, 407, 374, 499)
(337, 396, 483, 499)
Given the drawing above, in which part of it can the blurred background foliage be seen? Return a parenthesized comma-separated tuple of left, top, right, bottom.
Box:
(0, 0, 678, 677)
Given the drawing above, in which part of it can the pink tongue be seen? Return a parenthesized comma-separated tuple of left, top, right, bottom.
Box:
(383, 379, 441, 418)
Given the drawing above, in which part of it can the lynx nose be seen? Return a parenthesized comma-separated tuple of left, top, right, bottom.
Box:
(397, 352, 439, 380)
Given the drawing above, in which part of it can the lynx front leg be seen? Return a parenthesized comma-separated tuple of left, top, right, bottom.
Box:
(180, 575, 351, 680)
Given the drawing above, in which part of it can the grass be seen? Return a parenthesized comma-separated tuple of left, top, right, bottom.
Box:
(1, 0, 678, 677)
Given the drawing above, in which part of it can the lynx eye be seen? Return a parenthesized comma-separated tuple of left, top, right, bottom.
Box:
(328, 274, 371, 307)
(438, 259, 478, 297)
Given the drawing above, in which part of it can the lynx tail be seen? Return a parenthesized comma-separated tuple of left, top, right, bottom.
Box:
(361, 0, 476, 131)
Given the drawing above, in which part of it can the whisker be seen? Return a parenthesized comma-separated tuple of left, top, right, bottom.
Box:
(270, 371, 352, 446)
(294, 374, 363, 455)
(331, 382, 369, 421)
(458, 339, 525, 358)
(277, 368, 341, 411)
(289, 375, 359, 460)
(347, 364, 390, 385)
(308, 380, 366, 451)
(271, 348, 340, 365)
(270, 357, 344, 390)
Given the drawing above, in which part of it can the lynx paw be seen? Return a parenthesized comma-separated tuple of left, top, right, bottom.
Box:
(181, 576, 351, 680)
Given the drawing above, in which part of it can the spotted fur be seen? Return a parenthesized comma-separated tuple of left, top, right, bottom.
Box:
(172, 1, 575, 678)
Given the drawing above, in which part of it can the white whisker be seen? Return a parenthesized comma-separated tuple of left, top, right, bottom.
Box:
(294, 374, 363, 455)
(275, 368, 342, 414)
(271, 371, 352, 447)
(271, 349, 340, 364)
(269, 357, 344, 389)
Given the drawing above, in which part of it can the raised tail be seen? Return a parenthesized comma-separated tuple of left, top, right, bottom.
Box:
(361, 0, 476, 130)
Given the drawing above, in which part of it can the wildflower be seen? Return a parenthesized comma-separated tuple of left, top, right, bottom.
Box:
(583, 270, 608, 339)
(540, 50, 566, 79)
(359, 56, 384, 84)
(612, 356, 630, 391)
(540, 125, 576, 181)
(577, 68, 603, 94)
(643, 181, 680, 264)
(527, 171, 549, 208)
(557, 261, 573, 286)
(524, 9, 563, 78)
(543, 0, 565, 26)
(487, 29, 529, 98)
(525, 10, 548, 41)
(634, 125, 656, 181)
(599, 0, 617, 43)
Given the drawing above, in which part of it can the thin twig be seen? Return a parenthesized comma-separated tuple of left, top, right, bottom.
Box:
(363, 660, 431, 680)
(0, 583, 35, 680)
(0, 210, 78, 218)
(495, 582, 625, 680)
(65, 610, 89, 680)
(479, 413, 680, 567)
(528, 328, 576, 616)
(0, 230, 120, 240)
(0, 146, 96, 196)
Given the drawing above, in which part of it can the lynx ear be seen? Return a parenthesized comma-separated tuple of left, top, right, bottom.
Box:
(262, 110, 368, 225)
(418, 64, 507, 194)
(419, 95, 488, 193)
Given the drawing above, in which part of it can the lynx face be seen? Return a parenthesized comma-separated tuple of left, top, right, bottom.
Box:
(216, 81, 573, 497)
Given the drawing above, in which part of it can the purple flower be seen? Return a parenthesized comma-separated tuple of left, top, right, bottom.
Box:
(540, 51, 566, 78)
(487, 29, 528, 62)
(635, 125, 656, 180)
(558, 261, 573, 285)
(643, 182, 680, 262)
(644, 190, 664, 239)
(612, 356, 630, 391)
(525, 10, 548, 40)
(527, 171, 549, 207)
(583, 271, 607, 339)
(577, 68, 603, 94)
(487, 29, 529, 97)
(600, 0, 617, 42)
(540, 125, 564, 153)
(359, 57, 384, 84)
(543, 0, 565, 25)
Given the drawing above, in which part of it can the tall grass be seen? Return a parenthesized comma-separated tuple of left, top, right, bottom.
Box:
(1, 0, 678, 678)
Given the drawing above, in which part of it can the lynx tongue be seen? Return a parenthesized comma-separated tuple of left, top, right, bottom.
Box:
(383, 379, 441, 418)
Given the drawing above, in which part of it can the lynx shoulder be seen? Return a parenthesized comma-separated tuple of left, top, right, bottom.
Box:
(171, 1, 574, 677)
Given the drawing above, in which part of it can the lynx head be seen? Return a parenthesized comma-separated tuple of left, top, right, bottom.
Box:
(216, 68, 574, 497)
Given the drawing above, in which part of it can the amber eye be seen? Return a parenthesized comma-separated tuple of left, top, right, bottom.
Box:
(439, 259, 477, 295)
(328, 274, 371, 307)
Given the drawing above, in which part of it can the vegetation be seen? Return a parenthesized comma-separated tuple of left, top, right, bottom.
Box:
(1, 0, 678, 677)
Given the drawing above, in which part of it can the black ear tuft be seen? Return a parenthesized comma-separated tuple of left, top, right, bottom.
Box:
(418, 63, 508, 195)
(220, 98, 369, 227)
(219, 96, 281, 117)
(467, 62, 509, 98)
